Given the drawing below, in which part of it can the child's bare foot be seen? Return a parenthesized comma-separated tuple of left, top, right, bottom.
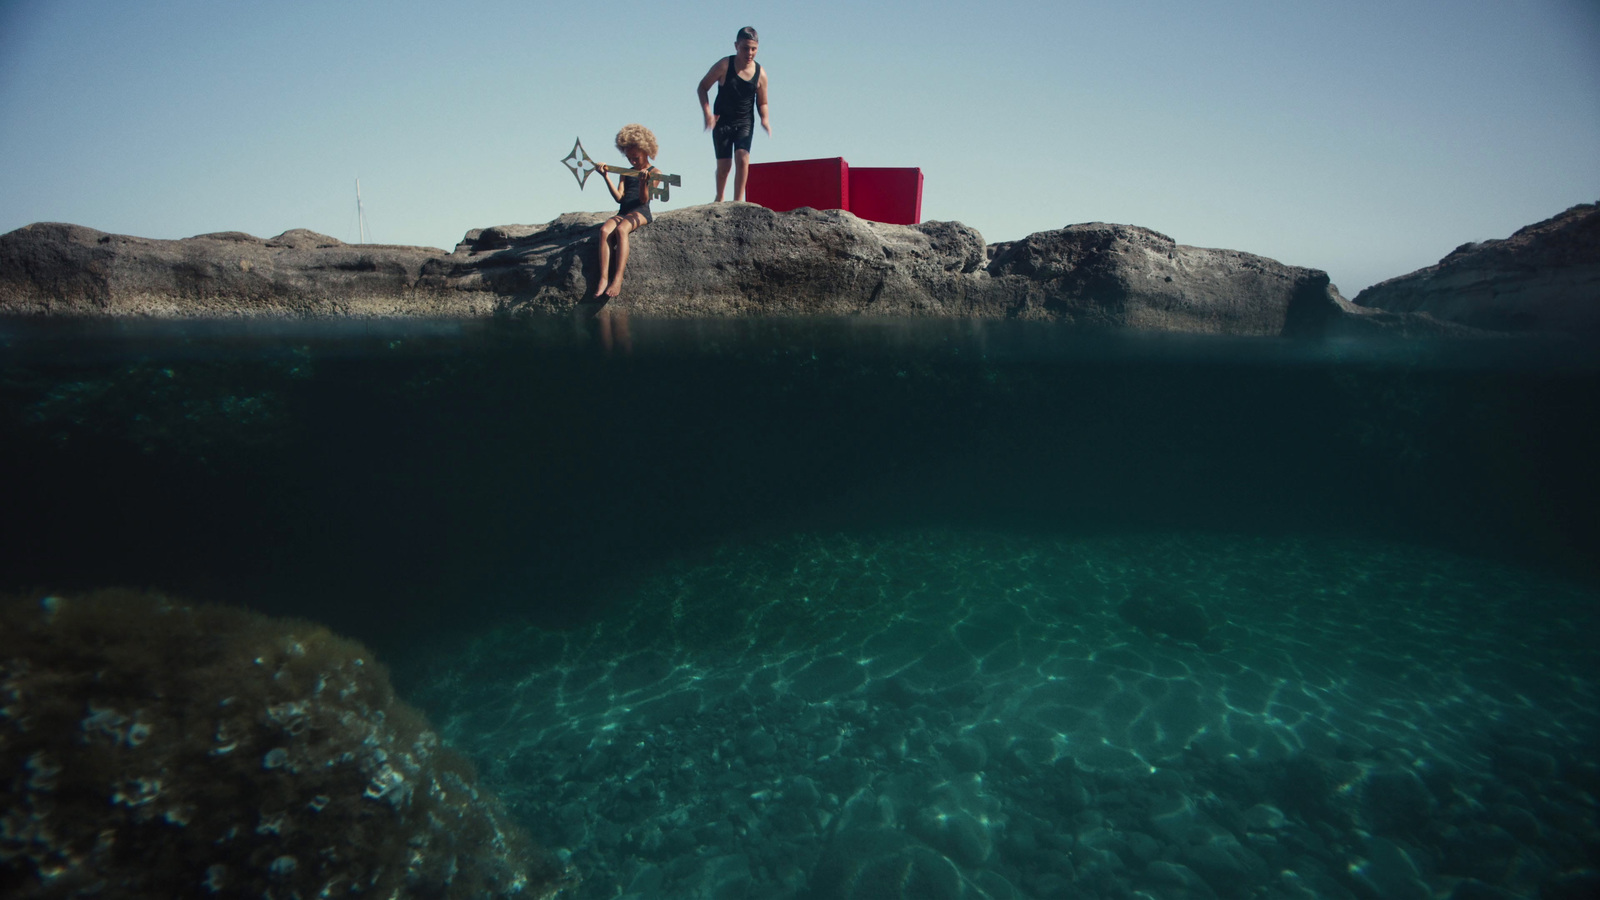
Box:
(591, 278, 609, 299)
(604, 277, 623, 298)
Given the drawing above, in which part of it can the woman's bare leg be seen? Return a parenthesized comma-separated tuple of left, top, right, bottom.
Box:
(715, 158, 733, 201)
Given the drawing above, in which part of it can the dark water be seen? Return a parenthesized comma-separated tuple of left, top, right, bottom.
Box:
(3, 315, 1598, 899)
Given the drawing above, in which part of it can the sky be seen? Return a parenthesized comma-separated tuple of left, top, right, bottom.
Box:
(1, 0, 1596, 295)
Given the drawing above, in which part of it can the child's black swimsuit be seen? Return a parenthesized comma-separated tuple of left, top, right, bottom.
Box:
(618, 173, 653, 224)
(712, 57, 761, 159)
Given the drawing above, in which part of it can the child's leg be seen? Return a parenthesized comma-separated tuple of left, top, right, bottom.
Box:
(593, 217, 621, 297)
(714, 158, 733, 202)
(604, 217, 638, 298)
(732, 149, 752, 202)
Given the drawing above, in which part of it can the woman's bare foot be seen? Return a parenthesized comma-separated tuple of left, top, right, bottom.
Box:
(591, 278, 609, 299)
(604, 276, 623, 298)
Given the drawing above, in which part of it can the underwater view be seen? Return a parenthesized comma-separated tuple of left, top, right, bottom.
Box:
(2, 315, 1598, 900)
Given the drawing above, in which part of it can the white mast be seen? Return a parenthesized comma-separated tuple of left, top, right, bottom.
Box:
(355, 177, 368, 244)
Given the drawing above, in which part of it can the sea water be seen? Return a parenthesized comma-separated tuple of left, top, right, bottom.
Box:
(2, 314, 1597, 899)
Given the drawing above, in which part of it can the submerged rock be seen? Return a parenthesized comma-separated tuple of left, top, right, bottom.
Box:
(0, 590, 574, 899)
(2, 206, 1344, 336)
(1352, 202, 1600, 336)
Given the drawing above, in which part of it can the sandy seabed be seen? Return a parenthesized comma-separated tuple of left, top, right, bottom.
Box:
(413, 530, 1600, 900)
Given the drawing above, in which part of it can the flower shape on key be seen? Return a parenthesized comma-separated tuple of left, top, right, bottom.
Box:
(560, 138, 596, 189)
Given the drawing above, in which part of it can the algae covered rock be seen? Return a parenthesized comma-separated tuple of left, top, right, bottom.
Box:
(0, 590, 573, 899)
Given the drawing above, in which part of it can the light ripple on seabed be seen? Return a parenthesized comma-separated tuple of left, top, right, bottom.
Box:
(414, 530, 1600, 899)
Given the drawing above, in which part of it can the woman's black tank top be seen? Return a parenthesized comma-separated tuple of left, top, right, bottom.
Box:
(712, 57, 761, 127)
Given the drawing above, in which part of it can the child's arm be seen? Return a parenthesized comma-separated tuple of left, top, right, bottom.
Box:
(595, 163, 626, 203)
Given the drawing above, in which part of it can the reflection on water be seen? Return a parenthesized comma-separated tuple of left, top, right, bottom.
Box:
(590, 305, 634, 356)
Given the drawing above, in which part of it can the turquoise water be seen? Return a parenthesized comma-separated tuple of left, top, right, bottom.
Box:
(2, 316, 1597, 899)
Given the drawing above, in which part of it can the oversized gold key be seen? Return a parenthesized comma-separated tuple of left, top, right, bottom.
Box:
(560, 137, 681, 202)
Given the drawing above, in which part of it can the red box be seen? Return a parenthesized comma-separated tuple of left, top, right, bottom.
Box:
(746, 157, 849, 214)
(747, 157, 923, 225)
(847, 167, 923, 226)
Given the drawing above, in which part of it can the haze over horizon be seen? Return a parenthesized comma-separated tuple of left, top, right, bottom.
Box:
(1, 0, 1596, 295)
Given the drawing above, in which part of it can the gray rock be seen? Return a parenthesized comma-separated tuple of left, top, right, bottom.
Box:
(1353, 202, 1600, 335)
(1, 206, 1347, 336)
(984, 221, 1339, 334)
(0, 222, 473, 317)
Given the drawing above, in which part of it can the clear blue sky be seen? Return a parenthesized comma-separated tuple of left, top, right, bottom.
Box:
(2, 0, 1596, 294)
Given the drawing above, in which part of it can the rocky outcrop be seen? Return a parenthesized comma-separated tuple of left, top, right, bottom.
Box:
(981, 222, 1341, 335)
(426, 208, 1342, 335)
(423, 206, 992, 318)
(1353, 203, 1600, 336)
(1, 206, 1346, 336)
(0, 223, 478, 317)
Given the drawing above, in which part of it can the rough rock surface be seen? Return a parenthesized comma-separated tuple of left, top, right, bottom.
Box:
(0, 223, 475, 317)
(0, 589, 574, 899)
(1353, 202, 1600, 336)
(2, 206, 1346, 336)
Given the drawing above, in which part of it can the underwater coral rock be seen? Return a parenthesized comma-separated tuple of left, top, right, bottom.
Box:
(0, 590, 573, 899)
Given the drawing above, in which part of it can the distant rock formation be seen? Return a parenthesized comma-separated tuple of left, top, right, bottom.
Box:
(1352, 203, 1600, 336)
(0, 206, 1352, 337)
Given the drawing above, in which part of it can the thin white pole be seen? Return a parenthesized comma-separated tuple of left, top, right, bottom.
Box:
(355, 178, 367, 244)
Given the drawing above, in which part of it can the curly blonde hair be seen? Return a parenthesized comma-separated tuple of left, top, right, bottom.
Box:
(615, 124, 658, 159)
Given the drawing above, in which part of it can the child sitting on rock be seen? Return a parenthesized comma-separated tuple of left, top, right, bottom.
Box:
(591, 124, 660, 299)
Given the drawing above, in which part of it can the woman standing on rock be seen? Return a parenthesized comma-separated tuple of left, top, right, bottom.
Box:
(697, 26, 771, 203)
(591, 124, 659, 299)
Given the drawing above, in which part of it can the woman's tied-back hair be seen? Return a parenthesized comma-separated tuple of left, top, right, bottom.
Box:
(614, 124, 658, 160)
(736, 26, 758, 44)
